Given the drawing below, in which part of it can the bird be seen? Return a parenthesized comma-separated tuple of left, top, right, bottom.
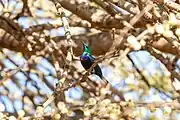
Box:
(80, 41, 108, 84)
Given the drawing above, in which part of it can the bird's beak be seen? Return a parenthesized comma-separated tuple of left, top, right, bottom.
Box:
(80, 41, 84, 45)
(80, 41, 85, 47)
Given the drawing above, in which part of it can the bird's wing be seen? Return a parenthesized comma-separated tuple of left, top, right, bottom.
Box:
(89, 55, 96, 74)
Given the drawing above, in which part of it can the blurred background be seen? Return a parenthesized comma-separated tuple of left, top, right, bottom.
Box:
(0, 0, 180, 119)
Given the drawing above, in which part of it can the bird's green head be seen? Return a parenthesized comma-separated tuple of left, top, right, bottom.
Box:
(81, 41, 91, 54)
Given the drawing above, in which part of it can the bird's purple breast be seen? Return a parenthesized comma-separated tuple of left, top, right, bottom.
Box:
(80, 55, 88, 61)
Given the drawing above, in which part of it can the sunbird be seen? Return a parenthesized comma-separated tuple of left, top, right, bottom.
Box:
(80, 42, 108, 84)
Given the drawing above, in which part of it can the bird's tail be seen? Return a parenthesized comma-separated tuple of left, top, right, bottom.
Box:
(101, 76, 109, 86)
